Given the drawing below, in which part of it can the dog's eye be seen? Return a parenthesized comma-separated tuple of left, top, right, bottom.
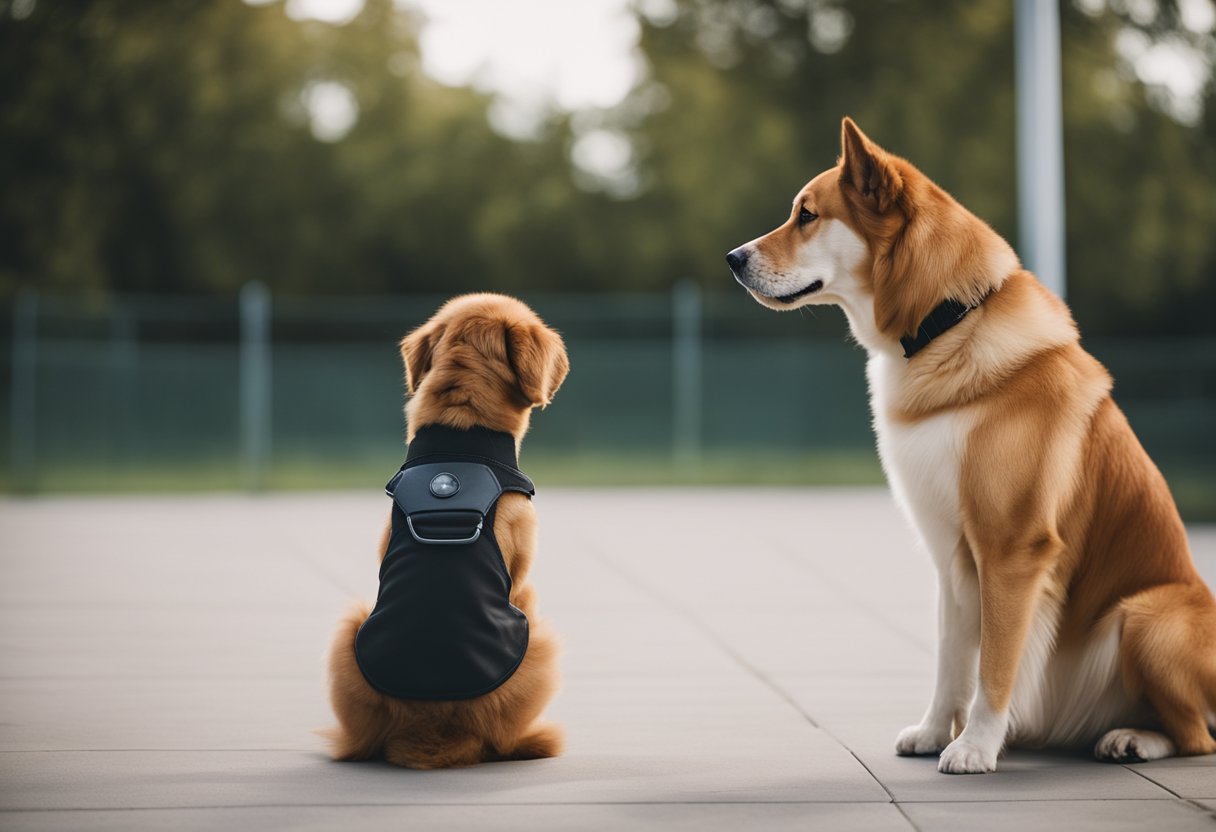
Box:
(798, 207, 818, 225)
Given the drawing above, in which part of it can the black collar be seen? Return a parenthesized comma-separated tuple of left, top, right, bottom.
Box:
(900, 297, 983, 359)
(405, 425, 520, 471)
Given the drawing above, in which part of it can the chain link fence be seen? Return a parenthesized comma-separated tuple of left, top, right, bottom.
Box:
(2, 286, 1213, 518)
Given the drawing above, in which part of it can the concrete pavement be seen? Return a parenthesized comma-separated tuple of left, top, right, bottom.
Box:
(1, 489, 1214, 830)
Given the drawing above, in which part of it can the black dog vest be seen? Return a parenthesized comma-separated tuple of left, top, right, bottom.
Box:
(355, 426, 535, 701)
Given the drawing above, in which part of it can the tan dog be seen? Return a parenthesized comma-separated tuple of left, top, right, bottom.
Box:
(325, 293, 569, 769)
(727, 118, 1216, 773)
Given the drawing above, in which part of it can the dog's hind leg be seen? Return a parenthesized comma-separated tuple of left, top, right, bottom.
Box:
(1105, 584, 1216, 761)
(1094, 728, 1176, 762)
(481, 620, 564, 762)
(323, 601, 388, 762)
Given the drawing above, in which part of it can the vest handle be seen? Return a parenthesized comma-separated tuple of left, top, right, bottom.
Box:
(405, 512, 484, 546)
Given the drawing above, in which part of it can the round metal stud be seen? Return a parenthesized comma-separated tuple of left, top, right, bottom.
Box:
(429, 472, 460, 498)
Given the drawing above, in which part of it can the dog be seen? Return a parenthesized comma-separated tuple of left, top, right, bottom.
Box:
(726, 117, 1216, 774)
(324, 293, 569, 769)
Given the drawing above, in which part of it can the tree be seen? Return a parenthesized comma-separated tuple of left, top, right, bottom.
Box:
(1, 0, 1212, 335)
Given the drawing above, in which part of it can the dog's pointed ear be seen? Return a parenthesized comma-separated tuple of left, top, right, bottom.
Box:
(400, 319, 445, 395)
(505, 320, 569, 408)
(840, 117, 902, 214)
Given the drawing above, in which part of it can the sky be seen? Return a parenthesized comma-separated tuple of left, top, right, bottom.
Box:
(277, 0, 647, 135)
(245, 0, 651, 184)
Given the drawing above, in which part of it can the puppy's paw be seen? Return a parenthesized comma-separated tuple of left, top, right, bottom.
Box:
(1094, 729, 1176, 763)
(937, 738, 997, 774)
(895, 723, 952, 756)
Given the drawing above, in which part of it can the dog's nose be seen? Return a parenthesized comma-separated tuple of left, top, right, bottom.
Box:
(725, 248, 749, 272)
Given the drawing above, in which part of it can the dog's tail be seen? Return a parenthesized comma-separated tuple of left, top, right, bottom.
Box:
(320, 600, 387, 761)
(497, 721, 565, 761)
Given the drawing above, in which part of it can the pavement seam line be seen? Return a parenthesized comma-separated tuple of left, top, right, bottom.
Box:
(582, 536, 912, 806)
(762, 531, 932, 655)
(581, 539, 823, 729)
(891, 800, 923, 832)
(1120, 761, 1216, 818)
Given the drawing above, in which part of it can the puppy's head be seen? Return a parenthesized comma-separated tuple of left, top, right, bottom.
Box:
(401, 293, 569, 438)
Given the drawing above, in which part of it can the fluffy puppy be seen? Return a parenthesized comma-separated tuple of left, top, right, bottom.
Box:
(324, 293, 569, 769)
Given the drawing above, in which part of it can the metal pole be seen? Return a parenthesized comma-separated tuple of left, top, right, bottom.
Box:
(239, 282, 272, 490)
(10, 290, 38, 492)
(672, 279, 702, 471)
(1015, 0, 1067, 297)
(109, 303, 137, 462)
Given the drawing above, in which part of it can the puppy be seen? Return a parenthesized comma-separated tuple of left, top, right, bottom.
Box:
(727, 117, 1216, 773)
(325, 293, 569, 769)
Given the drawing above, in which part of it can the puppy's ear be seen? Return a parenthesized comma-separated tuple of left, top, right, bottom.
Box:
(400, 319, 445, 395)
(840, 117, 903, 214)
(505, 321, 569, 408)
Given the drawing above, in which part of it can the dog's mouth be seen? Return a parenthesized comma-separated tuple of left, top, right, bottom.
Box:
(774, 281, 824, 304)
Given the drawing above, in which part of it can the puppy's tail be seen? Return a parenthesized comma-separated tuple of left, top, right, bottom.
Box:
(499, 721, 565, 761)
(321, 600, 386, 761)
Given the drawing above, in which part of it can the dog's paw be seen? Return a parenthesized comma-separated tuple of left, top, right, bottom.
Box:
(1094, 729, 1176, 763)
(895, 723, 952, 756)
(937, 738, 997, 774)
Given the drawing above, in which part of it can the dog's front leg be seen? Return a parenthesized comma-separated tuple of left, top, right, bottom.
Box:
(897, 551, 979, 756)
(937, 537, 1055, 774)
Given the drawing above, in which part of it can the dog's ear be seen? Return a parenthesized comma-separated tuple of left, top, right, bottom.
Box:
(505, 320, 569, 408)
(840, 117, 903, 214)
(400, 319, 445, 395)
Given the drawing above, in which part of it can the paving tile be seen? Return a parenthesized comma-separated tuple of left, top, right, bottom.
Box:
(0, 674, 888, 809)
(774, 672, 950, 738)
(0, 804, 914, 832)
(557, 609, 741, 678)
(902, 799, 1215, 832)
(775, 673, 1182, 802)
(1, 493, 1213, 825)
(0, 744, 885, 809)
(0, 605, 339, 680)
(1131, 759, 1216, 799)
(876, 748, 1178, 803)
(546, 489, 923, 615)
(550, 675, 846, 759)
(0, 678, 332, 752)
(695, 609, 930, 677)
(0, 497, 347, 608)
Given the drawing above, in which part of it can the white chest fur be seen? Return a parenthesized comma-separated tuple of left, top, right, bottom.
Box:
(866, 354, 970, 569)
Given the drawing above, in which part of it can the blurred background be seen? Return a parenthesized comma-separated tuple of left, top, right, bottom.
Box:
(0, 0, 1213, 517)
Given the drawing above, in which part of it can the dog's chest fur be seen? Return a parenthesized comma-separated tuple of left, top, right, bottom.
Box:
(866, 354, 970, 569)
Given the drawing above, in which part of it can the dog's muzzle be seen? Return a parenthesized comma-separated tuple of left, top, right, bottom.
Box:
(726, 246, 823, 304)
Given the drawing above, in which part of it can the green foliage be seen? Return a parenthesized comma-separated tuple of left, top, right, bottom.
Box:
(1, 0, 1213, 334)
(0, 0, 605, 295)
(621, 0, 1216, 335)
